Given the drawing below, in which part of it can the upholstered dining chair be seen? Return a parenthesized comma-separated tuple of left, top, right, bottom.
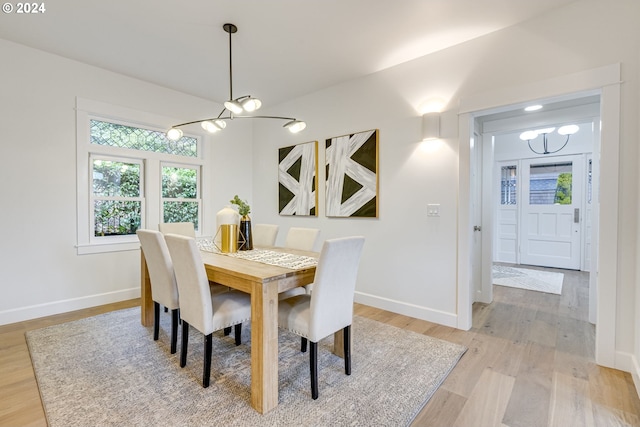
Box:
(252, 223, 279, 247)
(278, 227, 321, 299)
(158, 222, 196, 238)
(160, 220, 230, 300)
(164, 233, 252, 388)
(284, 227, 320, 251)
(136, 229, 180, 354)
(278, 236, 365, 399)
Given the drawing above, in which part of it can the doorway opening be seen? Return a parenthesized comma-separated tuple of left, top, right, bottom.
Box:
(471, 94, 599, 323)
(458, 64, 622, 368)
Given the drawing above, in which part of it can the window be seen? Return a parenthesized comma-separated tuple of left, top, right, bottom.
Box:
(76, 99, 206, 254)
(161, 165, 200, 228)
(529, 162, 572, 205)
(92, 157, 143, 237)
(500, 165, 517, 205)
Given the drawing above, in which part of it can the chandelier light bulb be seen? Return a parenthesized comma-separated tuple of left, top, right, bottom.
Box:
(224, 100, 243, 114)
(558, 124, 579, 135)
(519, 130, 538, 141)
(201, 121, 219, 133)
(241, 97, 262, 112)
(284, 120, 306, 133)
(166, 128, 183, 141)
(213, 119, 227, 129)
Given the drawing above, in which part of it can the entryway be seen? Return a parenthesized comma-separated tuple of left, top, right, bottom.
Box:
(496, 154, 587, 271)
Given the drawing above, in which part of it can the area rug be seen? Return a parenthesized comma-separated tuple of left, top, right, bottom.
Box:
(493, 264, 564, 294)
(26, 307, 466, 427)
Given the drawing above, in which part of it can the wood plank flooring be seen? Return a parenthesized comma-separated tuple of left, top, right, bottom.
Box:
(1, 267, 639, 426)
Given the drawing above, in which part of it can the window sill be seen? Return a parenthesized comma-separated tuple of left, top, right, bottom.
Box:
(76, 241, 141, 255)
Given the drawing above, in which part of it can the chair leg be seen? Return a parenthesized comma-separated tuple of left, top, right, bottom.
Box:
(344, 325, 351, 375)
(310, 341, 318, 400)
(234, 323, 242, 346)
(301, 337, 308, 353)
(203, 333, 213, 388)
(223, 327, 231, 336)
(170, 309, 179, 354)
(180, 321, 189, 368)
(164, 306, 168, 313)
(153, 302, 160, 341)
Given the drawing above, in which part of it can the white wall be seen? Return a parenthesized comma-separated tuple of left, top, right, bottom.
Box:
(251, 0, 640, 368)
(1, 0, 639, 383)
(0, 39, 252, 324)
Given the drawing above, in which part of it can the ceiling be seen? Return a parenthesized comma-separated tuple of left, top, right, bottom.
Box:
(1, 0, 579, 107)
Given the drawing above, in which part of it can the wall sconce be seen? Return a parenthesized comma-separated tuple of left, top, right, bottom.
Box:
(422, 112, 440, 141)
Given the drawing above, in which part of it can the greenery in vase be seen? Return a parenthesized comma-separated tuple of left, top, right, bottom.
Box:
(230, 195, 251, 216)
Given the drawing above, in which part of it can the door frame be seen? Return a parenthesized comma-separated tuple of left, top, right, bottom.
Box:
(456, 63, 620, 369)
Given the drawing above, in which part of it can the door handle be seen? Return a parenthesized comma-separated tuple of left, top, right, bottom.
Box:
(473, 225, 482, 231)
(574, 208, 580, 223)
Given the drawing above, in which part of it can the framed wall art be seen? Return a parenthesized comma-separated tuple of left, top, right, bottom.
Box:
(278, 141, 318, 216)
(325, 129, 378, 218)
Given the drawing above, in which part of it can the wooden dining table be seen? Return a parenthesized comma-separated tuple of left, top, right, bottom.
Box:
(139, 245, 341, 414)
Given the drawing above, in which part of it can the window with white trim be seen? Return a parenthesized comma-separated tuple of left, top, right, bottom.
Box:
(161, 164, 200, 229)
(76, 99, 205, 254)
(91, 156, 144, 237)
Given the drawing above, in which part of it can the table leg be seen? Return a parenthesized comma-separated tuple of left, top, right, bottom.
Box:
(140, 251, 153, 327)
(250, 281, 279, 414)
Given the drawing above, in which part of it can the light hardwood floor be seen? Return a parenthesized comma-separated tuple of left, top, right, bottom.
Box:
(1, 267, 639, 426)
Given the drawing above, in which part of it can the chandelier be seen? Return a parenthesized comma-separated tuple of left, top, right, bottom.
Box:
(167, 23, 306, 141)
(519, 125, 579, 155)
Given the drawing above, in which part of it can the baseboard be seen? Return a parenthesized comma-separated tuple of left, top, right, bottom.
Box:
(627, 353, 640, 400)
(354, 291, 458, 328)
(0, 288, 140, 326)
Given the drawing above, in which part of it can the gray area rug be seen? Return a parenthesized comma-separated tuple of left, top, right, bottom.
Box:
(26, 307, 466, 426)
(493, 264, 564, 295)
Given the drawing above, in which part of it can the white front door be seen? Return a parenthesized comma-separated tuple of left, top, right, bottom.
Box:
(520, 155, 583, 269)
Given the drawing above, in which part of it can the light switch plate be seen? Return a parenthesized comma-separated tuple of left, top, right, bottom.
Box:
(427, 204, 440, 217)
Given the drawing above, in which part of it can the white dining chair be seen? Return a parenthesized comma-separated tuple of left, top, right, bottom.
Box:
(279, 227, 321, 298)
(278, 236, 365, 399)
(164, 233, 252, 388)
(136, 229, 180, 354)
(252, 223, 279, 247)
(284, 227, 320, 251)
(158, 222, 196, 238)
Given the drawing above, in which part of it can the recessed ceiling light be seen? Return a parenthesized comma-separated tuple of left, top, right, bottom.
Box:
(524, 105, 543, 112)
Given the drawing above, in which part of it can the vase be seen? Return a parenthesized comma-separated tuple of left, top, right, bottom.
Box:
(216, 206, 240, 253)
(238, 215, 253, 251)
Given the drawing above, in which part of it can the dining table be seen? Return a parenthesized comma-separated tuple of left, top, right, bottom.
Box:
(139, 243, 344, 414)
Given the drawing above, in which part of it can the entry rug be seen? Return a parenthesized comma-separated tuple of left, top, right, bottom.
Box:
(493, 265, 564, 295)
(27, 307, 466, 427)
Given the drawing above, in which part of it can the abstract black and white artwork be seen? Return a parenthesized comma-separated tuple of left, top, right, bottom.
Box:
(326, 129, 378, 218)
(278, 141, 318, 216)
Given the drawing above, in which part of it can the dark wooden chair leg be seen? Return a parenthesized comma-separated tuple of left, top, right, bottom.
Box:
(170, 309, 179, 354)
(180, 321, 189, 368)
(203, 333, 212, 388)
(344, 325, 351, 375)
(153, 302, 160, 341)
(301, 337, 308, 353)
(234, 324, 242, 346)
(223, 327, 232, 336)
(310, 341, 318, 399)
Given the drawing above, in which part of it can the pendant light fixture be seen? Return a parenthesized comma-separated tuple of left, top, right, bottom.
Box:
(519, 125, 579, 155)
(167, 23, 306, 140)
